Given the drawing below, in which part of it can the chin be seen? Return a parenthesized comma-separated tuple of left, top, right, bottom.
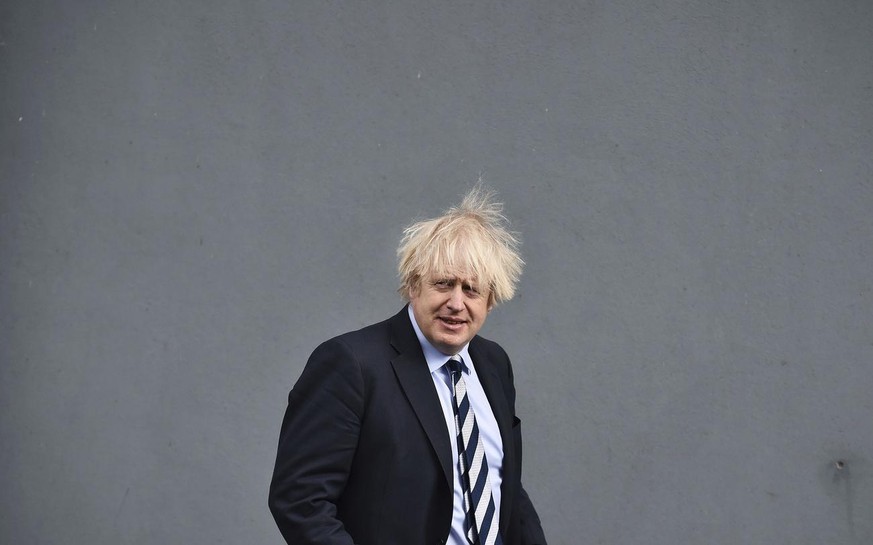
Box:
(434, 340, 461, 355)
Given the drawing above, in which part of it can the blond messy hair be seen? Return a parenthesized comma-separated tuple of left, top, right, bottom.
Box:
(397, 186, 524, 307)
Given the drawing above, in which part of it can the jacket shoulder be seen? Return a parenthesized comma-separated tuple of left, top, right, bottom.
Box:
(309, 308, 411, 367)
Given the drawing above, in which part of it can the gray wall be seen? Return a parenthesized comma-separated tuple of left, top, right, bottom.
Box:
(2, 1, 871, 543)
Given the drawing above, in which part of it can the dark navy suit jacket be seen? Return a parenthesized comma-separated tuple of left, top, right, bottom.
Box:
(269, 307, 547, 545)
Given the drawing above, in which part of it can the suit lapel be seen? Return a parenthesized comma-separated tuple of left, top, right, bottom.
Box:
(469, 339, 517, 535)
(388, 308, 454, 489)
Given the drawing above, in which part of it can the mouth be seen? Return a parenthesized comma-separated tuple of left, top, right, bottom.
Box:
(438, 316, 467, 330)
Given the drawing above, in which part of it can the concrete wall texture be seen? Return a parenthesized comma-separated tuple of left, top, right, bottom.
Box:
(2, 1, 871, 543)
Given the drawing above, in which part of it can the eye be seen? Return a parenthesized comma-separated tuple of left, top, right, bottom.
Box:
(433, 279, 452, 289)
(463, 284, 481, 297)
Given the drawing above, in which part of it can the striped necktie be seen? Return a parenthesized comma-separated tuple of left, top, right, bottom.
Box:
(446, 356, 500, 545)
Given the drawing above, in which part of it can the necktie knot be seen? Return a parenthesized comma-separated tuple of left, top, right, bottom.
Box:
(446, 356, 463, 375)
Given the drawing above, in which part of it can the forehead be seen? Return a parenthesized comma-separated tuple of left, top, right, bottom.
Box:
(425, 268, 480, 282)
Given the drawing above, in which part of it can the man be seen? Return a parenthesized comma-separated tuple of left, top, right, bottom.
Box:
(269, 187, 548, 545)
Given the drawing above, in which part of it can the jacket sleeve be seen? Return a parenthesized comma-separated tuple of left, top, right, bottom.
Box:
(268, 338, 363, 545)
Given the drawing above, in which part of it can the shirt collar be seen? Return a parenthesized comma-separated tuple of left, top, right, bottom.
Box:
(407, 305, 472, 375)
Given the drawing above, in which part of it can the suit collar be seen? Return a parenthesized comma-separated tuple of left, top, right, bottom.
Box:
(387, 305, 421, 356)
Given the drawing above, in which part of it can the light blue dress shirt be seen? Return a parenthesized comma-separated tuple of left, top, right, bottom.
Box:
(407, 306, 504, 545)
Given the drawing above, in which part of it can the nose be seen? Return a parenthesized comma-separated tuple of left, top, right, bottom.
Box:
(446, 285, 465, 310)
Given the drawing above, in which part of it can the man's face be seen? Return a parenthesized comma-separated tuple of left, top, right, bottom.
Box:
(409, 274, 492, 355)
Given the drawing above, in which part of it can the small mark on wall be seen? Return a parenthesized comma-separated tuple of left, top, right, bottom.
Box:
(821, 455, 862, 539)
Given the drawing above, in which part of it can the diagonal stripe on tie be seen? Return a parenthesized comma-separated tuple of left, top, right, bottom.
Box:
(447, 356, 500, 545)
